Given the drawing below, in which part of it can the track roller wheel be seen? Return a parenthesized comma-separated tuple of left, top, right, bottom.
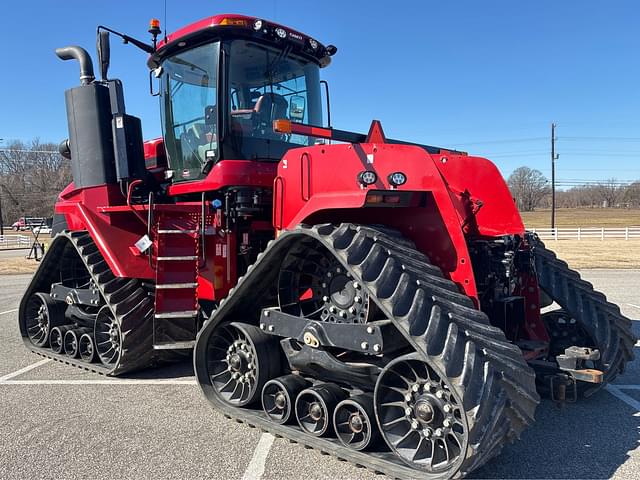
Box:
(206, 323, 281, 407)
(375, 353, 467, 476)
(78, 333, 97, 362)
(63, 327, 91, 358)
(24, 293, 65, 347)
(94, 306, 121, 367)
(295, 383, 347, 437)
(262, 375, 310, 424)
(333, 394, 379, 451)
(50, 325, 73, 354)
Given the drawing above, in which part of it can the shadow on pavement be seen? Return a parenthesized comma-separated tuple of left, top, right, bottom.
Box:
(124, 359, 194, 380)
(471, 391, 639, 479)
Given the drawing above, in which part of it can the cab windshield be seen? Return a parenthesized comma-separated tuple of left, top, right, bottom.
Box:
(227, 40, 322, 161)
(161, 42, 219, 182)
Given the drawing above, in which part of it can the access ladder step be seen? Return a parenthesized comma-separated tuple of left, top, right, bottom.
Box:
(154, 310, 199, 319)
(153, 341, 196, 350)
(156, 283, 199, 290)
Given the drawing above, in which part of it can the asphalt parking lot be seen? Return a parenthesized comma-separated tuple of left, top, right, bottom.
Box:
(1, 271, 639, 480)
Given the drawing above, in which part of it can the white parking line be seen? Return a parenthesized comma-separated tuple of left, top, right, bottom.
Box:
(605, 385, 640, 416)
(0, 308, 18, 316)
(614, 385, 640, 390)
(0, 378, 197, 385)
(241, 433, 275, 480)
(0, 359, 51, 382)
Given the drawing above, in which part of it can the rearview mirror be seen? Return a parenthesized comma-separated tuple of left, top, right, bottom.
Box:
(96, 30, 111, 80)
(290, 95, 305, 122)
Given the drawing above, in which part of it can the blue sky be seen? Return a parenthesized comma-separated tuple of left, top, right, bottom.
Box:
(1, 1, 639, 184)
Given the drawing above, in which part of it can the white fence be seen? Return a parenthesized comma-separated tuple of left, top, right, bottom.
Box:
(0, 235, 32, 249)
(530, 227, 640, 240)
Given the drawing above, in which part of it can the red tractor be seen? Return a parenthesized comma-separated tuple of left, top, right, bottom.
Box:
(18, 14, 635, 479)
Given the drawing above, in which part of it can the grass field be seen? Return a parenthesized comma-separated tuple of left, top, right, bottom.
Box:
(542, 239, 640, 269)
(0, 258, 39, 275)
(521, 207, 640, 228)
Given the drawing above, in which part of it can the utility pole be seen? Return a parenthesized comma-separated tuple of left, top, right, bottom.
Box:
(551, 123, 558, 230)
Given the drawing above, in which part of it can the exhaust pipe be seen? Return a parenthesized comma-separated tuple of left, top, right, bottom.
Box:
(55, 46, 95, 85)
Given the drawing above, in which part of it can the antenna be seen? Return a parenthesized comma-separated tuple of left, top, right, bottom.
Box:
(163, 0, 168, 42)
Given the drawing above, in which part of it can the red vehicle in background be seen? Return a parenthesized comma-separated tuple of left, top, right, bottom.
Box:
(17, 14, 635, 479)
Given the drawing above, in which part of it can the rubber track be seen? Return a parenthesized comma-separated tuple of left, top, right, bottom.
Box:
(530, 233, 636, 396)
(195, 224, 540, 479)
(18, 231, 155, 376)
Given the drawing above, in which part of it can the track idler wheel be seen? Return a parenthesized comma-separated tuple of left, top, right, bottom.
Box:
(375, 353, 468, 476)
(262, 374, 310, 424)
(206, 323, 281, 407)
(24, 292, 65, 347)
(78, 333, 97, 362)
(50, 325, 74, 354)
(295, 383, 347, 437)
(63, 327, 92, 358)
(94, 306, 122, 367)
(333, 394, 380, 451)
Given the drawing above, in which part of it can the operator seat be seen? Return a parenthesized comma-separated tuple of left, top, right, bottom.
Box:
(254, 93, 288, 130)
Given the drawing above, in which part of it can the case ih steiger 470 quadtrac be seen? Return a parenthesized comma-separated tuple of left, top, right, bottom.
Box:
(18, 14, 635, 479)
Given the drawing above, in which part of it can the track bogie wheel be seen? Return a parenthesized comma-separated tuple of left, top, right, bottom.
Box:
(262, 374, 310, 424)
(78, 333, 97, 362)
(295, 383, 347, 437)
(375, 353, 467, 476)
(206, 322, 281, 407)
(333, 394, 379, 451)
(24, 292, 65, 347)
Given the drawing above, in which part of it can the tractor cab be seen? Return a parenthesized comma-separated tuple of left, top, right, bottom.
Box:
(148, 15, 333, 183)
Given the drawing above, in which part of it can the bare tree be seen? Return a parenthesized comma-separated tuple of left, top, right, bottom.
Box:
(507, 166, 550, 212)
(0, 139, 71, 227)
(593, 178, 621, 208)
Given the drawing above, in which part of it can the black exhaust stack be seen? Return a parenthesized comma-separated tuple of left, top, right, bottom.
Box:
(57, 46, 116, 188)
(56, 42, 147, 190)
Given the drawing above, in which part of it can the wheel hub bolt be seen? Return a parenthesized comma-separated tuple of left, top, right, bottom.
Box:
(435, 390, 444, 399)
(443, 404, 453, 413)
(405, 393, 412, 402)
(423, 428, 432, 438)
(339, 311, 347, 319)
(360, 342, 368, 350)
(309, 402, 323, 421)
(354, 296, 362, 304)
(405, 407, 413, 417)
(353, 282, 360, 289)
(412, 384, 420, 392)
(322, 296, 329, 302)
(329, 306, 337, 314)
(434, 428, 444, 437)
(348, 307, 357, 314)
(275, 392, 287, 409)
(414, 400, 434, 423)
(443, 418, 453, 428)
(349, 414, 364, 433)
(411, 420, 420, 430)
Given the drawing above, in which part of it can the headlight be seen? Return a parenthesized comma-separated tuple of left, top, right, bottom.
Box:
(358, 171, 378, 186)
(253, 19, 263, 31)
(388, 172, 407, 186)
(275, 27, 287, 39)
(308, 38, 319, 50)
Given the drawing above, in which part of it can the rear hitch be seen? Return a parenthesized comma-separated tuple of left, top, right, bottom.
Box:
(557, 346, 604, 384)
(549, 346, 603, 407)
